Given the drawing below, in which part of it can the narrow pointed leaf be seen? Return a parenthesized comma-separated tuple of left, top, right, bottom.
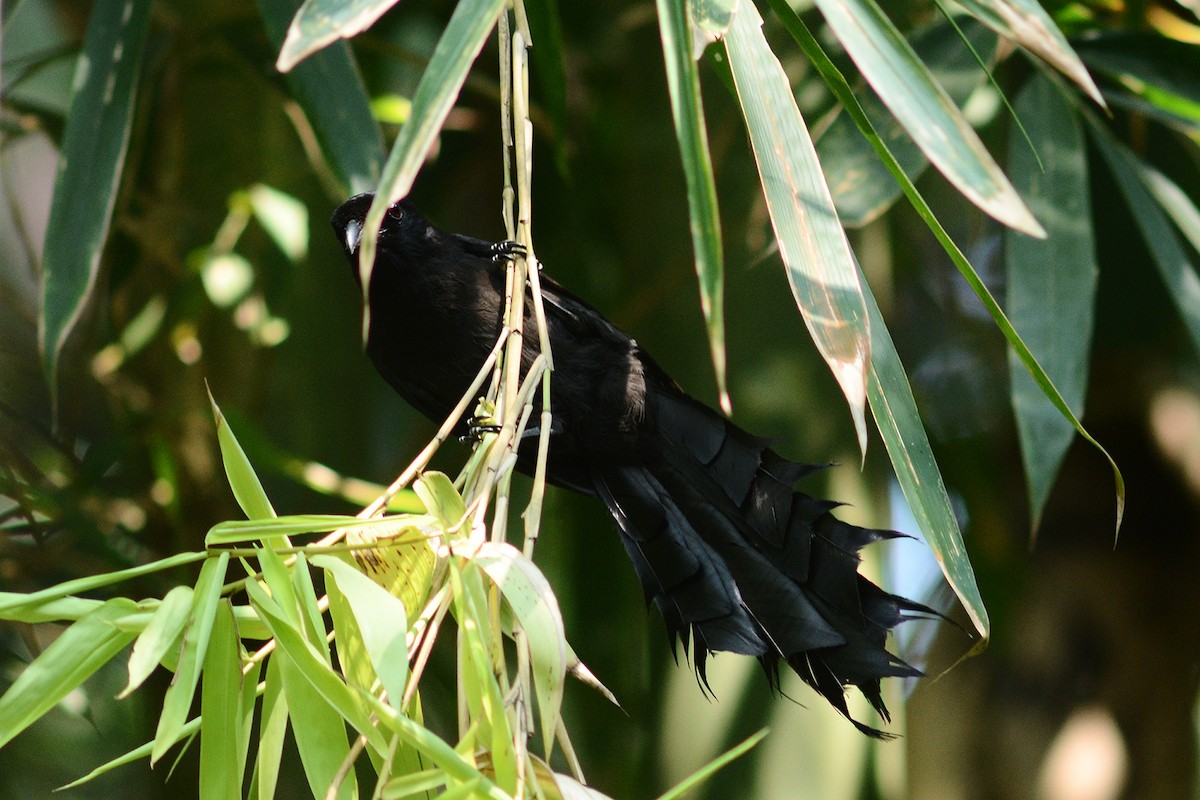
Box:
(724, 0, 871, 456)
(1006, 74, 1097, 535)
(655, 728, 769, 800)
(811, 15, 1001, 226)
(122, 585, 194, 698)
(209, 388, 276, 521)
(860, 272, 989, 639)
(199, 602, 243, 800)
(275, 0, 400, 72)
(358, 0, 506, 320)
(255, 653, 289, 800)
(955, 0, 1104, 106)
(314, 555, 409, 711)
(0, 599, 138, 750)
(1088, 120, 1200, 360)
(58, 717, 201, 791)
(810, 0, 1043, 236)
(474, 542, 567, 759)
(658, 0, 729, 413)
(413, 471, 466, 530)
(257, 0, 384, 193)
(153, 552, 229, 764)
(773, 4, 1124, 535)
(40, 0, 152, 407)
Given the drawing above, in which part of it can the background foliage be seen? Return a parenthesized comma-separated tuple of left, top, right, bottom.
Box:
(3, 0, 1200, 798)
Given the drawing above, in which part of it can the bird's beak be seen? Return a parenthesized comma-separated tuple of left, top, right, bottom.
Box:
(344, 219, 363, 254)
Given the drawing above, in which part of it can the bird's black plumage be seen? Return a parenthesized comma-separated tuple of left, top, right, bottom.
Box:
(332, 192, 932, 736)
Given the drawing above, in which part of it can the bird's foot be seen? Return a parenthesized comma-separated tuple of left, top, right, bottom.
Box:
(490, 240, 527, 264)
(459, 416, 503, 444)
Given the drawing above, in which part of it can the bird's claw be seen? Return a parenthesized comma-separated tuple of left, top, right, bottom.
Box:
(490, 240, 527, 264)
(459, 416, 503, 444)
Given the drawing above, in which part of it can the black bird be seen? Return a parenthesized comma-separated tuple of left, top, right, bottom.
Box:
(332, 193, 932, 736)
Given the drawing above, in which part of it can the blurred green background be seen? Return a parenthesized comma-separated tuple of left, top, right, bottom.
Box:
(3, 0, 1200, 798)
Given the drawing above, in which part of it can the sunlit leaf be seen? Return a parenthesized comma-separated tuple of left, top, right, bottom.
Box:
(810, 0, 1043, 235)
(276, 0, 400, 72)
(955, 0, 1104, 106)
(199, 602, 242, 800)
(152, 552, 229, 764)
(248, 184, 309, 262)
(314, 555, 409, 711)
(860, 271, 989, 640)
(121, 585, 194, 698)
(357, 0, 506, 323)
(256, 0, 384, 193)
(413, 471, 466, 531)
(813, 16, 1000, 226)
(473, 541, 567, 759)
(208, 388, 277, 521)
(724, 0, 871, 456)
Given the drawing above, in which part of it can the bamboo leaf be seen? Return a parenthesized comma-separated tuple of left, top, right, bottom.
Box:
(153, 552, 230, 764)
(209, 388, 277, 521)
(357, 0, 507, 324)
(1088, 119, 1200, 361)
(860, 267, 989, 639)
(413, 471, 466, 531)
(314, 555, 409, 712)
(810, 0, 1044, 236)
(256, 0, 384, 193)
(813, 16, 1000, 226)
(954, 0, 1104, 106)
(474, 541, 567, 760)
(0, 599, 139, 750)
(121, 585, 194, 698)
(657, 0, 729, 413)
(40, 0, 152, 408)
(275, 0, 400, 72)
(1006, 74, 1097, 535)
(199, 601, 243, 800)
(724, 0, 871, 457)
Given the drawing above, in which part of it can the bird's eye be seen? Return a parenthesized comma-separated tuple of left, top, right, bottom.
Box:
(387, 204, 404, 220)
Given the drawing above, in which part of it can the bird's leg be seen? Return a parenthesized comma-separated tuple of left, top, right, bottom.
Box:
(459, 415, 503, 444)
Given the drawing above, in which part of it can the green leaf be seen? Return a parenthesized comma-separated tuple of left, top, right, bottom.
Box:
(0, 550, 206, 617)
(657, 0, 729, 413)
(655, 728, 769, 800)
(810, 0, 1043, 236)
(254, 654, 289, 800)
(861, 267, 989, 640)
(314, 556, 409, 711)
(1073, 32, 1200, 130)
(58, 717, 202, 791)
(200, 601, 243, 800)
(1006, 74, 1097, 535)
(813, 16, 1000, 226)
(246, 576, 387, 753)
(413, 471, 465, 531)
(473, 542, 566, 761)
(153, 552, 230, 764)
(954, 0, 1104, 106)
(121, 585, 194, 698)
(256, 0, 384, 193)
(275, 0, 399, 72)
(207, 513, 432, 544)
(1088, 119, 1200, 361)
(771, 2, 1124, 538)
(208, 388, 277, 521)
(357, 0, 507, 311)
(0, 599, 139, 750)
(40, 0, 152, 408)
(724, 0, 871, 456)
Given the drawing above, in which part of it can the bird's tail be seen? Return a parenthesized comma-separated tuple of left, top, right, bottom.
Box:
(592, 391, 935, 737)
